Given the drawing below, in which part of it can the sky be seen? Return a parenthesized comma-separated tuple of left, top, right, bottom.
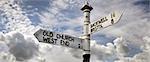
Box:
(0, 0, 150, 62)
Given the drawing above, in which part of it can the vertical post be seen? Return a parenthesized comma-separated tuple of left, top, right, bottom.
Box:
(81, 2, 93, 62)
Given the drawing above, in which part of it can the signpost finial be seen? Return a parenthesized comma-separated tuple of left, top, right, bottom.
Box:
(81, 1, 93, 11)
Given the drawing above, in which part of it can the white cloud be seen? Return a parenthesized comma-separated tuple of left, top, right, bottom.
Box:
(0, 0, 149, 62)
(113, 37, 129, 57)
(0, 30, 150, 62)
(0, 52, 16, 62)
(0, 0, 39, 35)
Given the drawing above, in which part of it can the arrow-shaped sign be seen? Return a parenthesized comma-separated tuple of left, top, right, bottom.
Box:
(34, 29, 83, 49)
(90, 11, 123, 34)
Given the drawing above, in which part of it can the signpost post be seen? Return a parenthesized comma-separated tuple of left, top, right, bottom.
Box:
(81, 2, 93, 62)
(34, 1, 123, 62)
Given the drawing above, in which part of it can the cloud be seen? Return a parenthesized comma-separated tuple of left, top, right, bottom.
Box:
(0, 0, 150, 62)
(0, 31, 150, 62)
(0, 0, 39, 35)
(114, 36, 150, 62)
(0, 52, 16, 62)
(1, 31, 38, 61)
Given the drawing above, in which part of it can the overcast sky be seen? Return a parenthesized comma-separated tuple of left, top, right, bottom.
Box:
(0, 0, 149, 62)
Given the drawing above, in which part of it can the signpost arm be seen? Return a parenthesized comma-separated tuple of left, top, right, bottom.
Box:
(81, 1, 93, 62)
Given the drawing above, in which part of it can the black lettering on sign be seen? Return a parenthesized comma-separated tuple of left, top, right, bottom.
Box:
(96, 21, 98, 25)
(98, 21, 101, 24)
(91, 24, 103, 33)
(43, 31, 53, 37)
(100, 17, 108, 23)
(52, 38, 57, 44)
(56, 34, 61, 39)
(104, 17, 108, 21)
(56, 34, 74, 42)
(111, 13, 115, 18)
(43, 36, 57, 44)
(93, 23, 96, 27)
(78, 44, 81, 48)
(101, 18, 104, 22)
(91, 27, 97, 33)
(91, 28, 94, 33)
(91, 24, 94, 28)
(111, 19, 114, 24)
(43, 31, 47, 36)
(43, 37, 49, 43)
(60, 40, 70, 46)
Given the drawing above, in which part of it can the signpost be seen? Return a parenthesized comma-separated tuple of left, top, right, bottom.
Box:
(34, 1, 123, 62)
(34, 29, 83, 49)
(81, 2, 93, 62)
(91, 12, 123, 34)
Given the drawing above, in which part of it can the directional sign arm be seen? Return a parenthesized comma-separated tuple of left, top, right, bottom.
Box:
(90, 11, 123, 34)
(34, 29, 84, 49)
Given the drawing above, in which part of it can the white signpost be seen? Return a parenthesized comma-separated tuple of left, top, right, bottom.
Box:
(91, 12, 123, 34)
(34, 29, 84, 49)
(34, 1, 123, 62)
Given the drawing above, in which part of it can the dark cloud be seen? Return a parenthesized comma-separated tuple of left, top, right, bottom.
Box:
(6, 32, 39, 61)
